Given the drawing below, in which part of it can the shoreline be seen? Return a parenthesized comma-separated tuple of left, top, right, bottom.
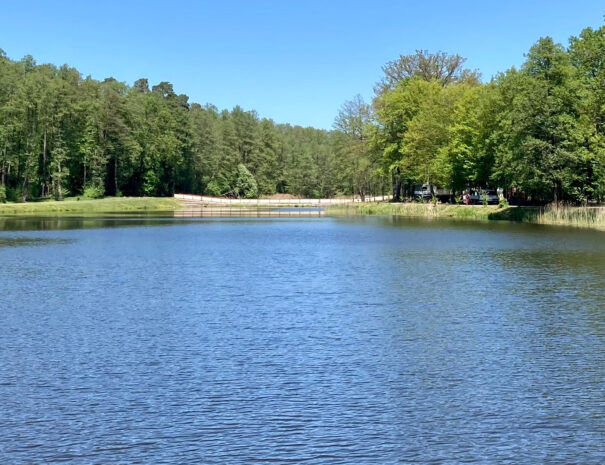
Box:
(0, 197, 183, 215)
(326, 203, 605, 231)
(2, 197, 604, 231)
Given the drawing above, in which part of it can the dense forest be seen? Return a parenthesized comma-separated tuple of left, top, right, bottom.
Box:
(0, 52, 360, 201)
(1, 20, 605, 204)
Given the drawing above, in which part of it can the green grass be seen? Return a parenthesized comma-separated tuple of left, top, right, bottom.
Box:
(328, 202, 605, 230)
(0, 196, 183, 215)
(327, 202, 500, 220)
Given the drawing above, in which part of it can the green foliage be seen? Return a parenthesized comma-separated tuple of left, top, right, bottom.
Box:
(0, 51, 375, 203)
(2, 22, 605, 206)
(205, 179, 222, 196)
(5, 187, 21, 202)
(368, 24, 605, 205)
(375, 50, 481, 95)
(0, 185, 6, 203)
(489, 38, 591, 204)
(83, 184, 104, 199)
(234, 164, 258, 199)
(333, 95, 385, 200)
(498, 197, 509, 209)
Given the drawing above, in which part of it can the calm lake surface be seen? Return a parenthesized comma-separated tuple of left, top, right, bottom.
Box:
(1, 214, 604, 464)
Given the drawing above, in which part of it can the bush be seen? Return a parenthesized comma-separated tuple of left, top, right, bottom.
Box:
(0, 185, 6, 203)
(234, 164, 258, 199)
(141, 171, 158, 196)
(205, 179, 222, 196)
(6, 186, 21, 202)
(83, 184, 104, 199)
(498, 197, 509, 209)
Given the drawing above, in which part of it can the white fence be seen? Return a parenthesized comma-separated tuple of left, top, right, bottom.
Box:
(174, 193, 391, 206)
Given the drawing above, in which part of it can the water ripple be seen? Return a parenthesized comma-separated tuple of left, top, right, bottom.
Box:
(0, 216, 603, 464)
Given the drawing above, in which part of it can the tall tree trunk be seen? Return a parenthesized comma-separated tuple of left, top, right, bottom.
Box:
(21, 177, 28, 202)
(114, 154, 118, 195)
(42, 127, 47, 197)
(553, 180, 561, 206)
(57, 160, 63, 201)
(392, 167, 402, 201)
(1, 142, 6, 187)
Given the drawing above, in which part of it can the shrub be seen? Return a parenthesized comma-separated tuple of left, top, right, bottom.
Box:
(205, 179, 222, 196)
(498, 197, 509, 209)
(0, 185, 6, 203)
(6, 186, 21, 202)
(234, 164, 258, 199)
(141, 171, 158, 196)
(83, 184, 104, 199)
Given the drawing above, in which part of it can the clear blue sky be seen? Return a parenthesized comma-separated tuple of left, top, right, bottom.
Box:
(1, 1, 604, 129)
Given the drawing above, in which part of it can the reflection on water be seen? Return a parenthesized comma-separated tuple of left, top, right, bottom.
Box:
(0, 208, 324, 231)
(0, 214, 603, 464)
(0, 215, 183, 231)
(0, 237, 73, 248)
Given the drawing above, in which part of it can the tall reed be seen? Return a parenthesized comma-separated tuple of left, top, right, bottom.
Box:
(536, 204, 605, 229)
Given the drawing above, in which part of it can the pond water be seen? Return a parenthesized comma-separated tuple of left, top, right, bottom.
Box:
(1, 215, 604, 464)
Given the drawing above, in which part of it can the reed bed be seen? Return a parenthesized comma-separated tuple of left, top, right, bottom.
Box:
(536, 204, 605, 229)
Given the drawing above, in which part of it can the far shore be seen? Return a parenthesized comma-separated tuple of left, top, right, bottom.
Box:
(326, 202, 605, 231)
(1, 197, 604, 231)
(0, 197, 183, 215)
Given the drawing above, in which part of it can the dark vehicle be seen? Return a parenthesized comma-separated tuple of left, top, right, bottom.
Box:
(467, 188, 499, 205)
(413, 184, 453, 202)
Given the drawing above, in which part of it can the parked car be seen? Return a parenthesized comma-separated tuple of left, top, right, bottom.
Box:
(468, 190, 481, 204)
(466, 188, 499, 205)
(413, 184, 453, 202)
(481, 188, 499, 205)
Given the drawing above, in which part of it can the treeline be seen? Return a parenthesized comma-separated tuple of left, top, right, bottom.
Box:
(0, 51, 375, 202)
(2, 20, 605, 205)
(344, 21, 605, 204)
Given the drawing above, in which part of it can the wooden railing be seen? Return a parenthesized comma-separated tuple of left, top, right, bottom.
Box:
(174, 194, 391, 205)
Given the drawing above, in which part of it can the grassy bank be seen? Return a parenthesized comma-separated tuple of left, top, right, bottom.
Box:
(0, 197, 183, 215)
(328, 202, 499, 220)
(328, 202, 605, 230)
